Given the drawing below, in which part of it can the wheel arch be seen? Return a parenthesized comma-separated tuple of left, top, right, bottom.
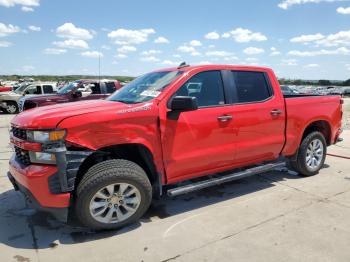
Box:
(74, 143, 162, 197)
(301, 120, 331, 146)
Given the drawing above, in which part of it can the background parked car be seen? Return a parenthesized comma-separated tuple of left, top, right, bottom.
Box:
(0, 82, 58, 114)
(21, 79, 121, 111)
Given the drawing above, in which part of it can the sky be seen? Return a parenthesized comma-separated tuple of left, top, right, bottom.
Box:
(0, 0, 349, 80)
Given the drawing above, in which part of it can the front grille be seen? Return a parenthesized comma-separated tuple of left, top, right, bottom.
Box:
(14, 146, 31, 166)
(23, 101, 37, 111)
(11, 126, 27, 140)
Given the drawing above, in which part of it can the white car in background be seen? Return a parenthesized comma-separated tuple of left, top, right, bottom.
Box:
(0, 82, 58, 114)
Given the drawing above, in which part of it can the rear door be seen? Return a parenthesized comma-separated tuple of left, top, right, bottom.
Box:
(161, 70, 237, 183)
(228, 70, 285, 165)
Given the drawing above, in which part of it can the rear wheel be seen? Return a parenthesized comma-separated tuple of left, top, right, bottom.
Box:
(75, 159, 152, 230)
(289, 131, 327, 176)
(5, 102, 18, 114)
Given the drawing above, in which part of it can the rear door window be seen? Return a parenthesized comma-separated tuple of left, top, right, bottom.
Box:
(231, 71, 272, 103)
(43, 85, 54, 93)
(106, 82, 116, 93)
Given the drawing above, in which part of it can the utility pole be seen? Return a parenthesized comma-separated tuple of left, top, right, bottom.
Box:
(98, 52, 101, 83)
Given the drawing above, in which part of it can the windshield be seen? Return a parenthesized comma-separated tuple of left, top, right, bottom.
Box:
(14, 84, 30, 94)
(58, 82, 79, 94)
(108, 71, 183, 104)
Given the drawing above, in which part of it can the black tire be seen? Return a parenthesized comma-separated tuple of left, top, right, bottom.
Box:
(5, 101, 19, 114)
(289, 131, 327, 176)
(75, 159, 152, 230)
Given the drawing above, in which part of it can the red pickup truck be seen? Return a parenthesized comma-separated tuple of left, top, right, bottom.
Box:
(8, 64, 343, 230)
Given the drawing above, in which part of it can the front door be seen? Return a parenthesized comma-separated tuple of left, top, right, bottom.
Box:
(161, 70, 237, 183)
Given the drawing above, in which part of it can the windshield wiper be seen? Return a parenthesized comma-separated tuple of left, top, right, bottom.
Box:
(113, 99, 137, 104)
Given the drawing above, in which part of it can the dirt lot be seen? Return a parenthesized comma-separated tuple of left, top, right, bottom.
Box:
(0, 100, 349, 262)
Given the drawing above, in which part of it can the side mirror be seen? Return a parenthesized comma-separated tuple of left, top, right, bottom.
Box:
(170, 96, 198, 112)
(72, 90, 82, 98)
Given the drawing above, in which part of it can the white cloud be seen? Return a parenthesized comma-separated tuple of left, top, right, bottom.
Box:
(28, 25, 40, 31)
(270, 47, 281, 56)
(198, 61, 212, 65)
(178, 45, 196, 53)
(108, 28, 155, 45)
(189, 40, 202, 46)
(270, 51, 281, 56)
(21, 6, 33, 11)
(205, 31, 220, 40)
(224, 56, 239, 61)
(141, 49, 162, 55)
(115, 54, 127, 59)
(161, 60, 180, 66)
(246, 57, 259, 62)
(117, 45, 137, 53)
(0, 23, 20, 37)
(43, 48, 66, 55)
(0, 0, 39, 7)
(154, 36, 169, 44)
(290, 33, 325, 43)
(304, 63, 320, 68)
(345, 64, 350, 70)
(221, 32, 230, 38)
(81, 51, 103, 58)
(56, 23, 93, 40)
(140, 56, 160, 62)
(243, 47, 265, 55)
(278, 0, 346, 10)
(21, 65, 35, 72)
(290, 30, 350, 47)
(337, 6, 350, 14)
(53, 39, 89, 49)
(227, 28, 267, 43)
(288, 47, 350, 56)
(190, 51, 201, 56)
(0, 40, 11, 47)
(101, 45, 111, 50)
(173, 54, 181, 58)
(205, 50, 234, 57)
(282, 59, 298, 66)
(317, 30, 350, 46)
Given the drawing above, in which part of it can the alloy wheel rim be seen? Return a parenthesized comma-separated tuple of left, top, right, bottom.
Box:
(7, 105, 17, 113)
(306, 138, 324, 171)
(89, 183, 141, 224)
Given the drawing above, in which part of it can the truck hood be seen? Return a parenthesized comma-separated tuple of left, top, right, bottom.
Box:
(26, 93, 67, 102)
(0, 91, 21, 98)
(11, 100, 134, 129)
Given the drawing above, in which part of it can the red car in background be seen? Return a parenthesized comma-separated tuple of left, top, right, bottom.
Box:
(0, 86, 12, 92)
(20, 79, 121, 111)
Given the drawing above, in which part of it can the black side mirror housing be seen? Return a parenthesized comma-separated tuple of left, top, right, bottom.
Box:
(170, 96, 198, 112)
(72, 90, 82, 98)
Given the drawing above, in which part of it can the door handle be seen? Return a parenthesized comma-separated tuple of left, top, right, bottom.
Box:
(270, 109, 282, 116)
(217, 115, 233, 122)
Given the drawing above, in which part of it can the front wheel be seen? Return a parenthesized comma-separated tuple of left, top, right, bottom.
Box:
(75, 159, 152, 230)
(5, 101, 19, 114)
(289, 131, 327, 176)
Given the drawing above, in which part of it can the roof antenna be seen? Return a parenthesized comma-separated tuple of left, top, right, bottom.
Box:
(177, 62, 190, 69)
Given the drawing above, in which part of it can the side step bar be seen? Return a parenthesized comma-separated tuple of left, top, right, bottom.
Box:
(167, 162, 286, 197)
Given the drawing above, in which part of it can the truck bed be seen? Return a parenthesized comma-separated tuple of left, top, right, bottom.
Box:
(282, 95, 342, 156)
